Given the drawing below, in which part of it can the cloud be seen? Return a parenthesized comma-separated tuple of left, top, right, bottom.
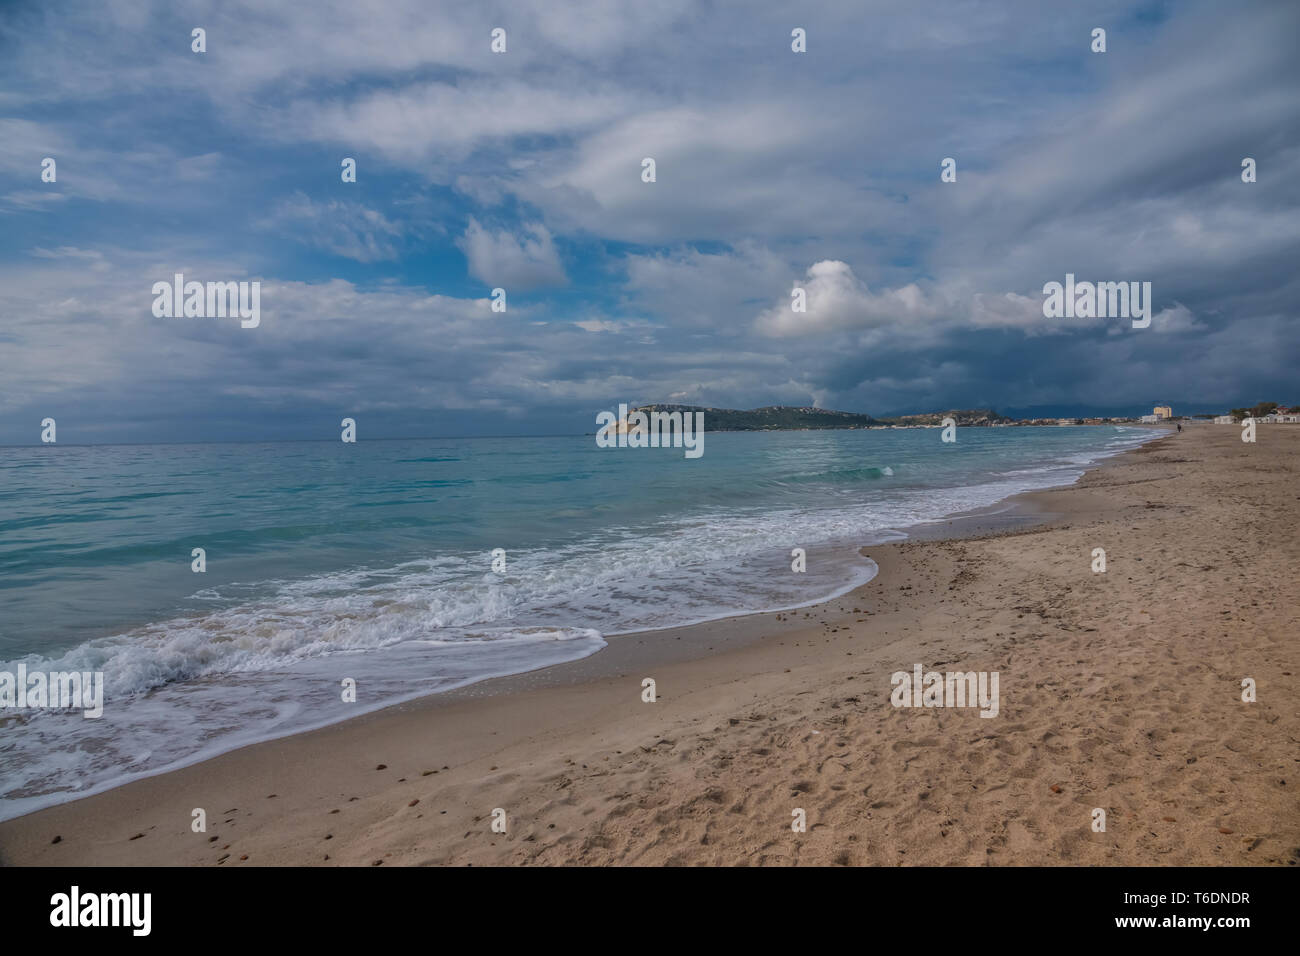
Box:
(754, 261, 946, 338)
(1, 190, 68, 212)
(456, 217, 567, 288)
(29, 246, 104, 260)
(263, 81, 635, 171)
(259, 193, 404, 262)
(622, 242, 790, 329)
(0, 0, 1296, 441)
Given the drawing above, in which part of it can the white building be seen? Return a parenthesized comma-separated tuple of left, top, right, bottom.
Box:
(1140, 414, 1159, 424)
(1214, 415, 1234, 424)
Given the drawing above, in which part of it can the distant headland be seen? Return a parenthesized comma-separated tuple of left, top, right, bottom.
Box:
(624, 402, 1296, 430)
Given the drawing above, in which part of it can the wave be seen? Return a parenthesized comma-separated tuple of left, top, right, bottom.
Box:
(784, 464, 896, 483)
(0, 426, 1159, 818)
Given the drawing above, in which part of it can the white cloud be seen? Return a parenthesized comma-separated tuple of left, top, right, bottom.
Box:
(754, 260, 946, 337)
(260, 193, 404, 262)
(456, 217, 567, 288)
(266, 81, 634, 170)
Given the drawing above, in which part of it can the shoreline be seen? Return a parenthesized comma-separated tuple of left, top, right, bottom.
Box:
(0, 428, 1151, 823)
(0, 430, 1148, 824)
(4, 424, 1296, 866)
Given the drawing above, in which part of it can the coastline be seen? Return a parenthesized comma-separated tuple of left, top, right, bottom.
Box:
(3, 424, 1295, 866)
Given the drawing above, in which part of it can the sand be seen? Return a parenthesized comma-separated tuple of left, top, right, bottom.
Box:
(2, 424, 1296, 866)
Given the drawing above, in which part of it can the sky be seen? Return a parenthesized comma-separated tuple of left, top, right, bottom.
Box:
(0, 0, 1297, 444)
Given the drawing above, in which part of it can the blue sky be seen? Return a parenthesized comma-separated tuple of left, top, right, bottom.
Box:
(1, 0, 1297, 444)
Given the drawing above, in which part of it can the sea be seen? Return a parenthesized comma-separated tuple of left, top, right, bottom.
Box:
(0, 425, 1155, 819)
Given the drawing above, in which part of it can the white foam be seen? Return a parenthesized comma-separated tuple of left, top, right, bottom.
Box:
(0, 428, 1161, 819)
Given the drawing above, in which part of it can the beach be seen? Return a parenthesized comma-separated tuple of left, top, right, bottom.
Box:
(2, 424, 1296, 866)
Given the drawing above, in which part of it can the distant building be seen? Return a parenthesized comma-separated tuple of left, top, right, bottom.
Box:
(1214, 415, 1234, 424)
(1140, 414, 1159, 424)
(1154, 405, 1173, 419)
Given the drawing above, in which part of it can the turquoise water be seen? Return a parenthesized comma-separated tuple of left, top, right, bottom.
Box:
(0, 425, 1153, 817)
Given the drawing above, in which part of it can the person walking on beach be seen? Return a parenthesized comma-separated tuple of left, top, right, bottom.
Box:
(1177, 423, 1182, 433)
